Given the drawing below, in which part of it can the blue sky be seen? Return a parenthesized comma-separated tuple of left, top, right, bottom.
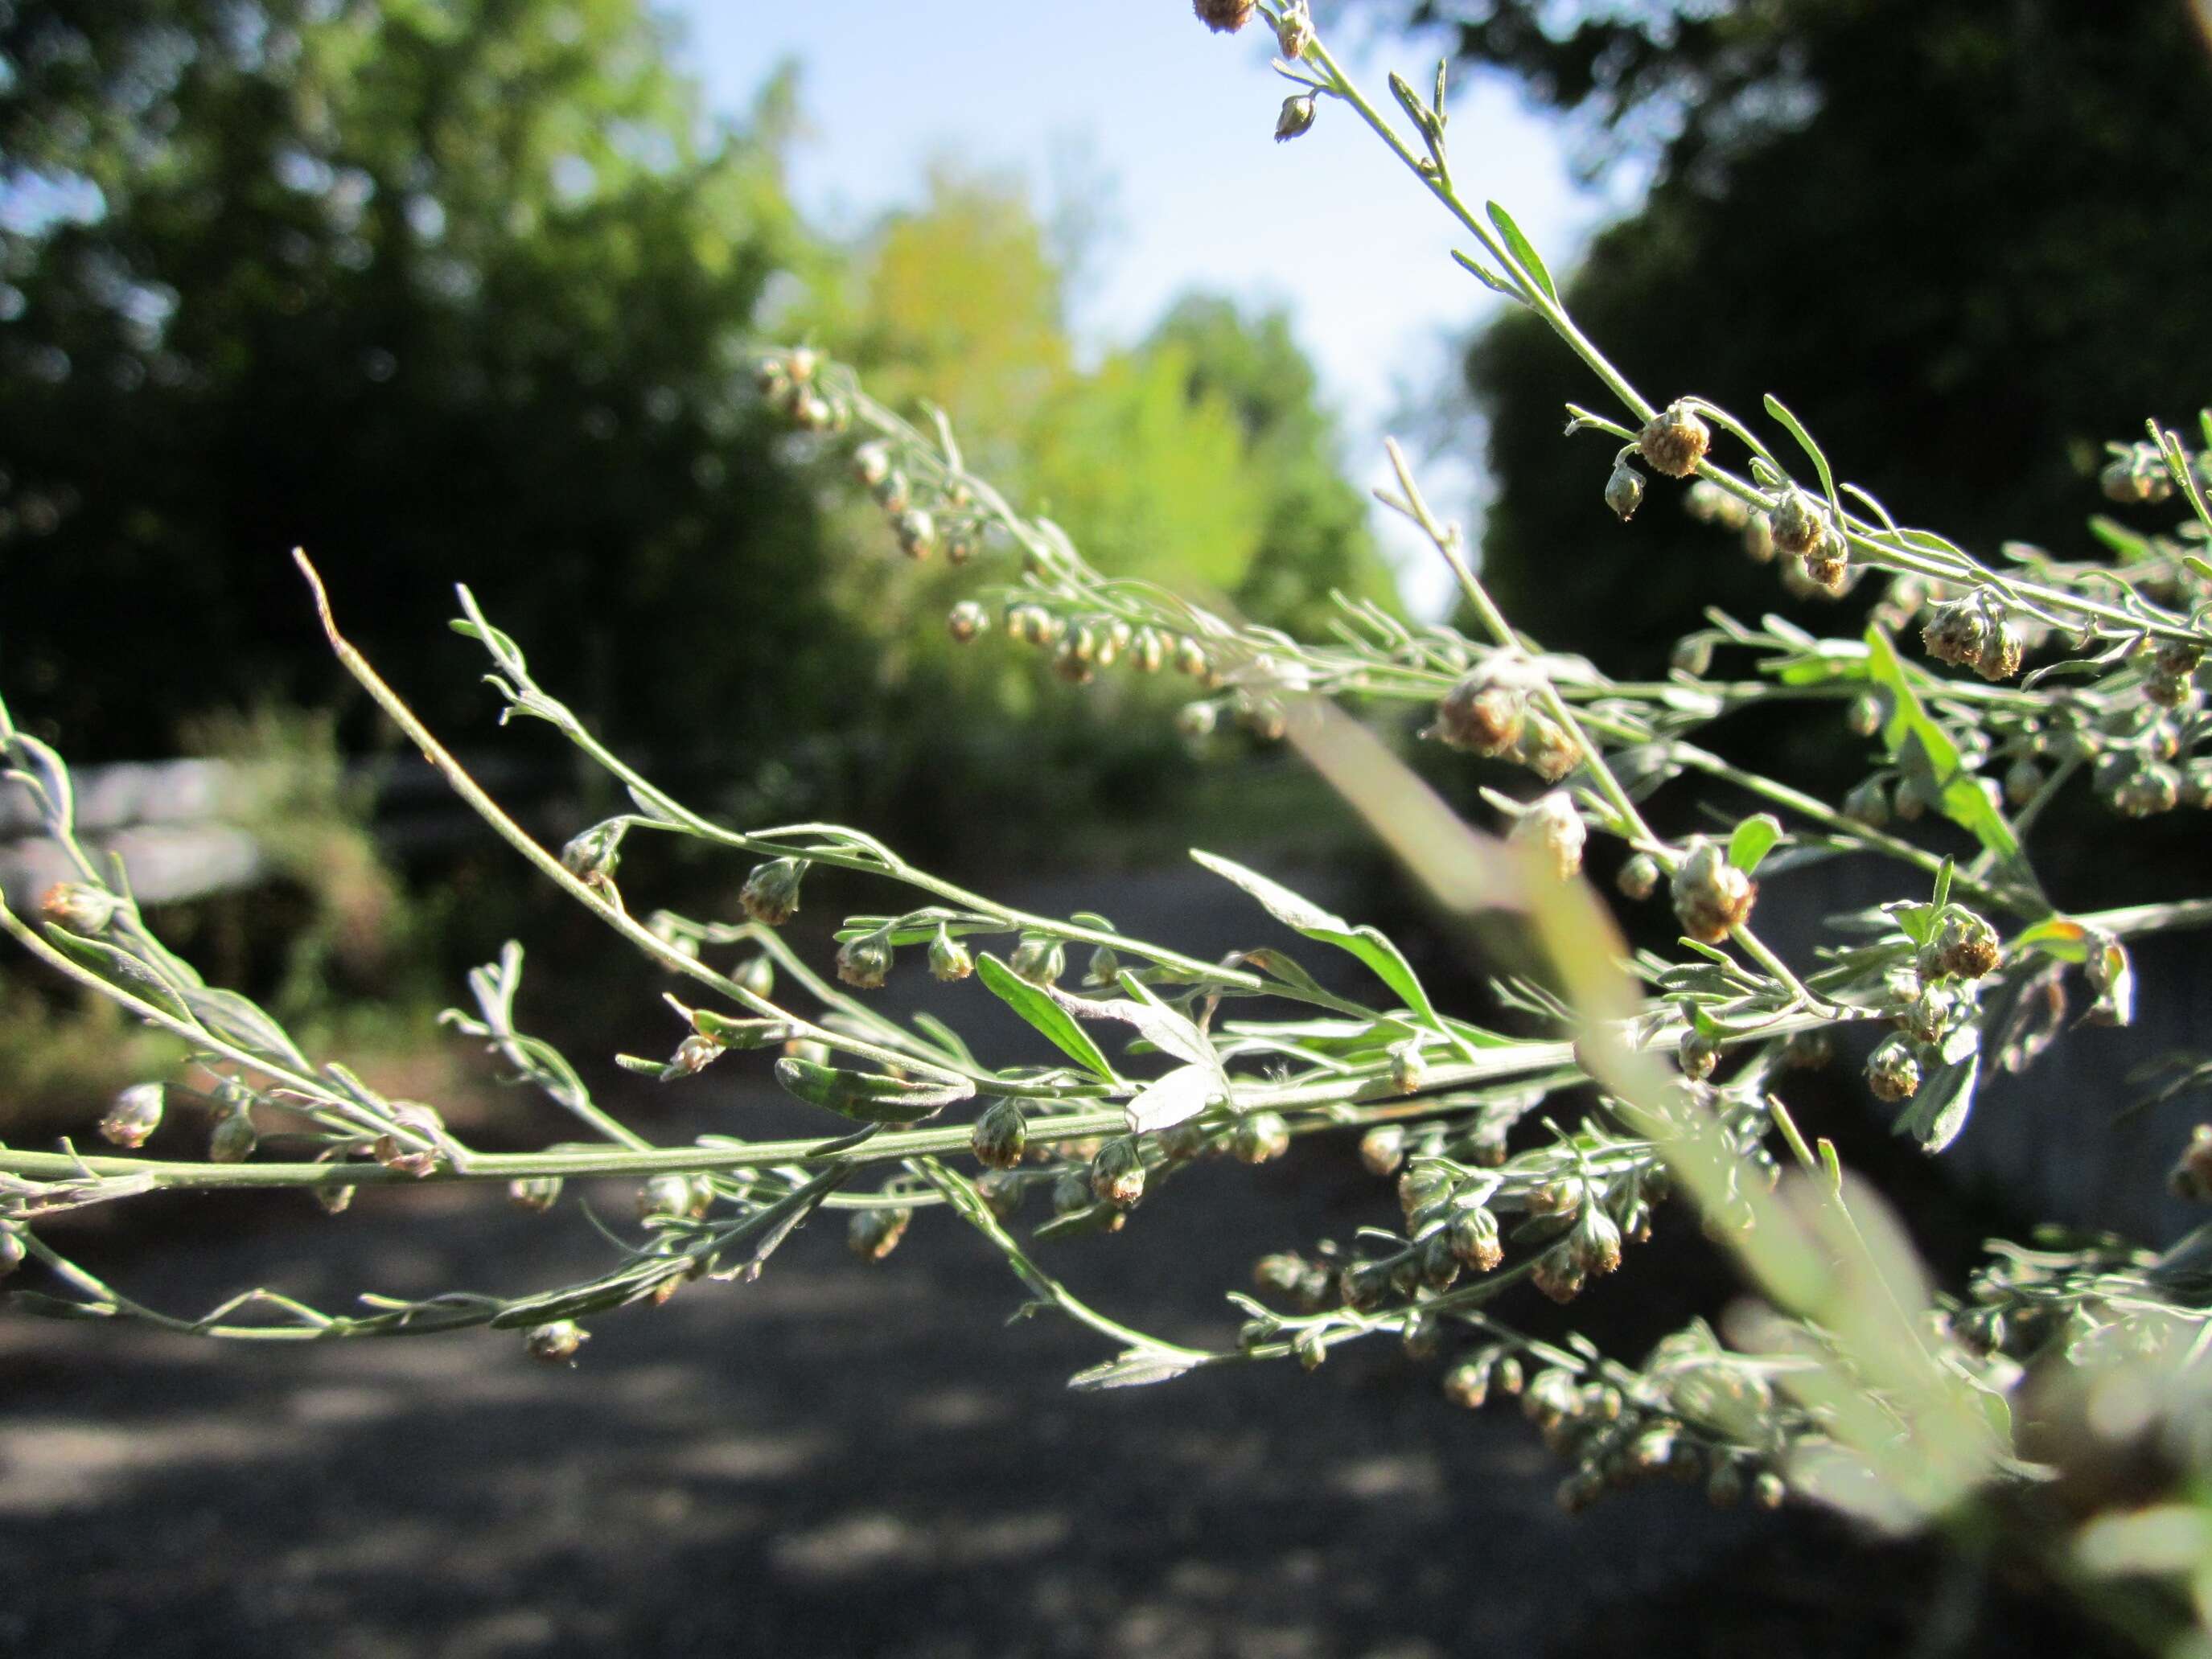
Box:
(667, 2, 1636, 610)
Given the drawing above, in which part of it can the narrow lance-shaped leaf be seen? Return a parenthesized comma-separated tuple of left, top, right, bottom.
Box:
(976, 953, 1118, 1082)
(1485, 200, 1556, 302)
(771, 1058, 968, 1125)
(1190, 850, 1464, 1057)
(1862, 629, 2029, 872)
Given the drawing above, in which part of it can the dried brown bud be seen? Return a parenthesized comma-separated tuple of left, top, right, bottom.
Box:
(1670, 839, 1755, 942)
(1511, 790, 1586, 881)
(1433, 671, 1527, 758)
(1193, 0, 1256, 31)
(1975, 616, 2023, 682)
(1768, 487, 1830, 561)
(1921, 599, 1985, 670)
(971, 1098, 1028, 1171)
(1865, 1035, 1922, 1103)
(739, 857, 807, 926)
(1923, 910, 2000, 981)
(1515, 713, 1580, 781)
(1449, 1205, 1504, 1273)
(1531, 1245, 1586, 1304)
(1090, 1135, 1148, 1209)
(1636, 401, 1710, 478)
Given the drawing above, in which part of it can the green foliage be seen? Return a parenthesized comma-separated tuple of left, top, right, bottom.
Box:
(0, 0, 840, 761)
(1403, 0, 2212, 671)
(1142, 295, 1398, 636)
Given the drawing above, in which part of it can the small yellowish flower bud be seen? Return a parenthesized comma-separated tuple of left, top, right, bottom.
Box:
(835, 934, 892, 990)
(508, 1176, 563, 1213)
(1389, 1045, 1427, 1095)
(101, 1082, 165, 1148)
(1616, 852, 1659, 901)
(971, 1098, 1028, 1171)
(209, 1111, 258, 1164)
(1359, 1124, 1406, 1176)
(894, 507, 938, 559)
(525, 1320, 589, 1365)
(1231, 1111, 1290, 1165)
(947, 600, 989, 643)
(848, 1205, 912, 1261)
(734, 954, 776, 1000)
(928, 926, 975, 983)
(739, 857, 807, 926)
(1603, 461, 1645, 522)
(41, 881, 118, 933)
(1275, 94, 1318, 142)
(1090, 1135, 1147, 1209)
(1010, 934, 1064, 988)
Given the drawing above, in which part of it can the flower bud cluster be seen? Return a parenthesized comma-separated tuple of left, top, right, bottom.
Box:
(755, 347, 847, 433)
(847, 437, 990, 564)
(994, 599, 1188, 691)
(1922, 594, 2024, 682)
(1432, 669, 1579, 781)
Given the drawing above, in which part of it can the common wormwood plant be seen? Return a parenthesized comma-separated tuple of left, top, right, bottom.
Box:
(8, 2, 2212, 1636)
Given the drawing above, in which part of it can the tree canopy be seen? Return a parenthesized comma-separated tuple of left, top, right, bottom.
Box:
(2, 0, 836, 760)
(1362, 0, 2212, 667)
